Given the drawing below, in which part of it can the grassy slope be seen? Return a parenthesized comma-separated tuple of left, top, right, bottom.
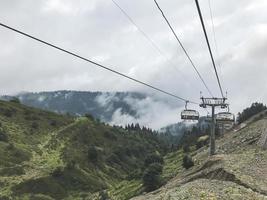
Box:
(0, 100, 169, 200)
(132, 115, 267, 200)
(0, 100, 74, 199)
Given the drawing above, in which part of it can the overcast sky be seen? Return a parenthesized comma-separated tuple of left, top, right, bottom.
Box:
(0, 0, 267, 118)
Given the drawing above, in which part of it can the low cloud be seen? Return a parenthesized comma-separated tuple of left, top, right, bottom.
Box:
(0, 0, 267, 124)
(95, 92, 183, 129)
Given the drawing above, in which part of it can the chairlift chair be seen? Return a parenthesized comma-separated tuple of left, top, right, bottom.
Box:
(181, 101, 199, 120)
(216, 106, 235, 122)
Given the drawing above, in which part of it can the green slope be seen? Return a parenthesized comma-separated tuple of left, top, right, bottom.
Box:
(0, 100, 169, 200)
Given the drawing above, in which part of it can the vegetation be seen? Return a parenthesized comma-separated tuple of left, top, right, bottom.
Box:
(196, 135, 209, 149)
(87, 145, 99, 163)
(9, 97, 21, 104)
(0, 127, 8, 142)
(182, 154, 194, 169)
(4, 91, 146, 122)
(237, 102, 266, 124)
(3, 97, 266, 199)
(142, 163, 163, 192)
(144, 153, 164, 167)
(0, 100, 174, 199)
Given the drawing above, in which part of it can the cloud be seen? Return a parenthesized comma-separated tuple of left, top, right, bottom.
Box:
(42, 0, 98, 15)
(107, 93, 182, 129)
(0, 0, 267, 124)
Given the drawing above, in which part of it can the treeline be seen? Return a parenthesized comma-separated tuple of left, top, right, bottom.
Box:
(124, 123, 156, 134)
(237, 102, 266, 124)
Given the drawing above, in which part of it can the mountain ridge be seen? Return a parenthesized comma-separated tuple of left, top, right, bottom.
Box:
(1, 90, 183, 130)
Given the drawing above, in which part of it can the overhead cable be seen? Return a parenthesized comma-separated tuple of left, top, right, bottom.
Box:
(194, 0, 224, 98)
(0, 22, 198, 104)
(153, 0, 214, 97)
(111, 0, 200, 93)
(208, 0, 224, 84)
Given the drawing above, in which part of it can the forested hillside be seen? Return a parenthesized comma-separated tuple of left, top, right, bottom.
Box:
(1, 91, 150, 121)
(0, 100, 172, 199)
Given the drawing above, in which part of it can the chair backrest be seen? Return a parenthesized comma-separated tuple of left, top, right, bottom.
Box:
(216, 112, 235, 122)
(181, 109, 199, 120)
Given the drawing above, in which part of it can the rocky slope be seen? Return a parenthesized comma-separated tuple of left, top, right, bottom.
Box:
(132, 114, 267, 200)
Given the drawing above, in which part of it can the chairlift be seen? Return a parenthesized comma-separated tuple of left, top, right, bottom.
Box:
(181, 101, 199, 120)
(216, 106, 235, 122)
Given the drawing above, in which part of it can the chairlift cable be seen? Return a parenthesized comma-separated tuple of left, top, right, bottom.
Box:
(153, 0, 214, 97)
(194, 0, 224, 98)
(110, 0, 200, 93)
(208, 0, 224, 86)
(0, 22, 199, 105)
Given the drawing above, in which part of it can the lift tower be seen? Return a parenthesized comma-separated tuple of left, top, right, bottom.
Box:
(200, 97, 227, 155)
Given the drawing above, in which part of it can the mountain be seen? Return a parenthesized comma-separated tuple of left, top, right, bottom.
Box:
(0, 100, 171, 199)
(1, 90, 182, 130)
(1, 98, 267, 199)
(1, 91, 144, 121)
(131, 111, 267, 199)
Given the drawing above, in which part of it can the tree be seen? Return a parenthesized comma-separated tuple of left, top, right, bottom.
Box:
(51, 166, 64, 177)
(237, 102, 267, 124)
(9, 97, 20, 104)
(144, 153, 164, 167)
(0, 128, 8, 142)
(183, 145, 190, 153)
(31, 122, 39, 129)
(142, 163, 163, 192)
(87, 146, 98, 163)
(99, 190, 110, 200)
(196, 135, 209, 149)
(84, 113, 94, 121)
(182, 154, 194, 169)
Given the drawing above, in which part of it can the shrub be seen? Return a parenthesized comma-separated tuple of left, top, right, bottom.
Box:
(113, 146, 127, 161)
(6, 143, 14, 150)
(183, 145, 190, 153)
(51, 166, 64, 177)
(84, 113, 94, 121)
(103, 131, 117, 140)
(50, 120, 57, 127)
(127, 169, 143, 180)
(144, 153, 164, 167)
(9, 97, 20, 104)
(3, 109, 13, 117)
(0, 128, 8, 142)
(196, 135, 209, 149)
(106, 153, 121, 165)
(182, 154, 194, 169)
(31, 122, 39, 129)
(99, 190, 110, 200)
(87, 146, 98, 163)
(0, 166, 25, 176)
(142, 163, 163, 192)
(66, 160, 76, 169)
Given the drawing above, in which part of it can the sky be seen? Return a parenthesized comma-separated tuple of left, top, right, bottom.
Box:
(0, 0, 267, 125)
